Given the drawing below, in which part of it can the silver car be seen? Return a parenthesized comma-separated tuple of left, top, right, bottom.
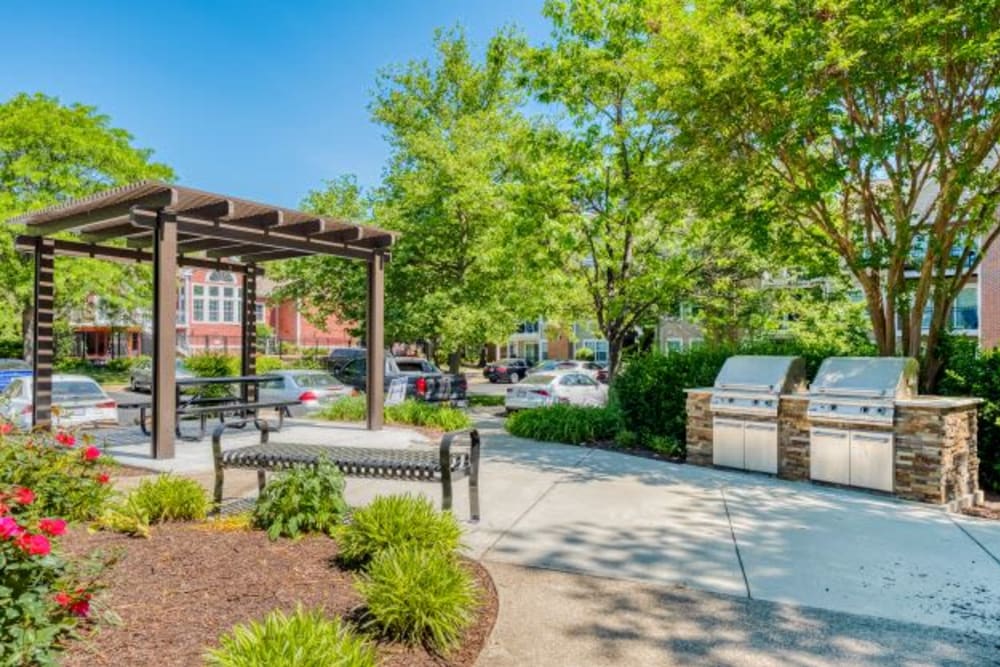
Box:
(129, 358, 195, 392)
(258, 370, 354, 416)
(505, 371, 609, 413)
(0, 374, 119, 430)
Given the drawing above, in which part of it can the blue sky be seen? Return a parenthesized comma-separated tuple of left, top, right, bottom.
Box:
(1, 1, 548, 208)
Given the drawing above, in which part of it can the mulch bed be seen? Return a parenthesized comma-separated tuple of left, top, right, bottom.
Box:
(60, 524, 498, 666)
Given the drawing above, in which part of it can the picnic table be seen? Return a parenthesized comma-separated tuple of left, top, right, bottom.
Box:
(120, 375, 299, 440)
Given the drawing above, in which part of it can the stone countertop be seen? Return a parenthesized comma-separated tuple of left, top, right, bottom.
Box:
(684, 389, 980, 409)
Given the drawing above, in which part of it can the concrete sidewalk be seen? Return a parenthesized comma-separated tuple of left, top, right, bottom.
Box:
(339, 412, 1000, 640)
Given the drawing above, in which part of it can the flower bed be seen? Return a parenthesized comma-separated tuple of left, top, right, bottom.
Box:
(59, 524, 497, 666)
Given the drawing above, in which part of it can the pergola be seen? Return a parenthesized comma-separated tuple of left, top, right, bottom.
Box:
(8, 180, 395, 459)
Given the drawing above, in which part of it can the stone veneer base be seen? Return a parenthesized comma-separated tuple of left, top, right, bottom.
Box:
(685, 389, 981, 506)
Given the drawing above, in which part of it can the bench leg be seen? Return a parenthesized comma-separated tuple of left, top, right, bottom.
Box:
(469, 429, 481, 522)
(211, 424, 225, 512)
(257, 469, 267, 494)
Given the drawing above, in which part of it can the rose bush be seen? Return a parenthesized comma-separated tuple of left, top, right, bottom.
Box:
(0, 427, 113, 521)
(0, 484, 101, 666)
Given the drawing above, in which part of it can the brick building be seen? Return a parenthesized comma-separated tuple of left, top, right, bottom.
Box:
(72, 269, 356, 360)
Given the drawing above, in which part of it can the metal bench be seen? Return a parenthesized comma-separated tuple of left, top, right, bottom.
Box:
(211, 422, 481, 520)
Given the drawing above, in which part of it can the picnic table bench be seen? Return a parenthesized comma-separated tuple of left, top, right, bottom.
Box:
(211, 421, 481, 520)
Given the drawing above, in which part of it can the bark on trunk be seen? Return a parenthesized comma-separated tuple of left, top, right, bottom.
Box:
(21, 304, 33, 361)
(448, 351, 461, 375)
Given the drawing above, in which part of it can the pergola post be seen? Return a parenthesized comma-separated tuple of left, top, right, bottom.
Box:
(151, 211, 178, 459)
(366, 252, 385, 430)
(241, 264, 258, 401)
(31, 237, 55, 430)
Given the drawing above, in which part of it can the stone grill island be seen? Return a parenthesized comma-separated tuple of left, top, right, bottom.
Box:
(686, 356, 983, 509)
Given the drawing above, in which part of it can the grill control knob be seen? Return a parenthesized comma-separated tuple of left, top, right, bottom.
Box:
(861, 406, 869, 413)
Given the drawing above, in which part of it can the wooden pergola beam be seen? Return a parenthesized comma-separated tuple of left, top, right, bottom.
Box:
(22, 190, 176, 236)
(14, 236, 262, 275)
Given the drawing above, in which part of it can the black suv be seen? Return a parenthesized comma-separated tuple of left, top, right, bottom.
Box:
(326, 347, 366, 374)
(484, 358, 532, 384)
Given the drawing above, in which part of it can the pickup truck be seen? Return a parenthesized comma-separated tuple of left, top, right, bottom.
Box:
(333, 354, 468, 406)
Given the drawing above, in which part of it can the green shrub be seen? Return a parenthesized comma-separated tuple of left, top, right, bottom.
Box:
(205, 606, 376, 667)
(0, 430, 114, 521)
(252, 460, 348, 539)
(357, 546, 478, 652)
(575, 346, 595, 361)
(467, 394, 504, 407)
(128, 474, 210, 523)
(319, 395, 367, 422)
(385, 400, 472, 431)
(255, 355, 285, 374)
(338, 494, 462, 566)
(319, 398, 473, 431)
(938, 335, 1000, 491)
(506, 405, 622, 444)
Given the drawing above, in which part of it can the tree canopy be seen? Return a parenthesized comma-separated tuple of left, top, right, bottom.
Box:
(653, 0, 1000, 387)
(0, 93, 173, 348)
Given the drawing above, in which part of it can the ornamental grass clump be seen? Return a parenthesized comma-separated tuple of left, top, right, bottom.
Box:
(337, 494, 462, 566)
(357, 545, 478, 653)
(252, 460, 348, 539)
(205, 606, 376, 667)
(129, 474, 210, 523)
(505, 404, 622, 445)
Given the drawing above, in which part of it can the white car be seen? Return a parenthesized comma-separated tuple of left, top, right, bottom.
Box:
(0, 374, 118, 430)
(258, 370, 354, 416)
(505, 371, 609, 413)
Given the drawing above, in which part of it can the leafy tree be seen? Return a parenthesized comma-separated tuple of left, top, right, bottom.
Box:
(370, 27, 560, 370)
(654, 0, 1000, 389)
(0, 93, 173, 354)
(518, 0, 688, 377)
(267, 175, 370, 338)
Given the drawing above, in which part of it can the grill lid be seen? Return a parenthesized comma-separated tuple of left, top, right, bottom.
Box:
(809, 357, 918, 400)
(713, 355, 807, 395)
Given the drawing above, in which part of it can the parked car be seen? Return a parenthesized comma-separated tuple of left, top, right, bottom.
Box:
(552, 360, 604, 379)
(595, 363, 609, 384)
(258, 370, 354, 416)
(334, 354, 468, 405)
(527, 359, 566, 375)
(504, 371, 609, 413)
(0, 358, 31, 391)
(326, 347, 367, 374)
(129, 358, 195, 393)
(485, 358, 532, 384)
(0, 374, 118, 429)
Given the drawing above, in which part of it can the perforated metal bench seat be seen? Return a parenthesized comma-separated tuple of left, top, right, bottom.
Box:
(211, 422, 481, 520)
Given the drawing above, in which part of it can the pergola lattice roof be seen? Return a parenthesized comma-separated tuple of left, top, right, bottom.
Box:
(9, 180, 395, 267)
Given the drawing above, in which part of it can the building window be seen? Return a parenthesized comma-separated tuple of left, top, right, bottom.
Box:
(665, 338, 684, 354)
(176, 281, 187, 325)
(580, 339, 609, 362)
(255, 302, 265, 322)
(919, 286, 978, 332)
(193, 278, 241, 323)
(516, 321, 541, 334)
(207, 270, 236, 283)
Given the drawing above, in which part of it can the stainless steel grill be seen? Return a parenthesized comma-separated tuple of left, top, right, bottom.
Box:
(710, 355, 807, 417)
(709, 356, 806, 475)
(807, 357, 918, 425)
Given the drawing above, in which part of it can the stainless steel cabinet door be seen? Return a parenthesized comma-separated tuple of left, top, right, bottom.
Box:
(713, 418, 745, 469)
(849, 431, 894, 492)
(810, 428, 850, 485)
(744, 422, 778, 474)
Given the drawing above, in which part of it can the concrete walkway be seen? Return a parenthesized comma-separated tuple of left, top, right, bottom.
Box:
(102, 412, 1000, 664)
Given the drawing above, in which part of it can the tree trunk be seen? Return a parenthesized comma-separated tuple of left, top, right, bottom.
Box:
(448, 350, 461, 375)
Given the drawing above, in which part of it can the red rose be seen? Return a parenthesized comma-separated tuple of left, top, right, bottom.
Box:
(0, 502, 8, 516)
(13, 487, 34, 505)
(82, 446, 101, 461)
(69, 599, 91, 617)
(0, 516, 23, 539)
(38, 518, 67, 536)
(97, 473, 110, 485)
(55, 431, 76, 447)
(15, 532, 51, 556)
(54, 592, 72, 607)
(0, 422, 12, 435)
